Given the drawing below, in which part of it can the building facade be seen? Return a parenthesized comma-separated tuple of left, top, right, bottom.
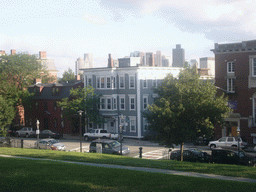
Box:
(172, 44, 185, 67)
(82, 66, 181, 138)
(200, 57, 215, 76)
(212, 40, 256, 144)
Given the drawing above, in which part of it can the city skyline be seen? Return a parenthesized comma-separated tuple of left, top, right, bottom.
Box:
(1, 0, 256, 77)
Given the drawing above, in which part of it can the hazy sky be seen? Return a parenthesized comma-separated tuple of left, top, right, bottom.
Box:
(1, 0, 256, 77)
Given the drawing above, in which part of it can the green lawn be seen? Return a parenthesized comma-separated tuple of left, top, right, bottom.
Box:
(1, 157, 256, 192)
(1, 147, 256, 180)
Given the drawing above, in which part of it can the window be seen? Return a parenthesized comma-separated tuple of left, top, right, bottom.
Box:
(253, 58, 256, 76)
(143, 78, 147, 89)
(253, 98, 256, 125)
(143, 118, 148, 132)
(54, 119, 57, 128)
(54, 101, 57, 111)
(130, 117, 136, 132)
(107, 98, 112, 110)
(143, 95, 148, 110)
(120, 116, 126, 132)
(130, 76, 135, 89)
(87, 77, 92, 86)
(112, 77, 116, 88)
(100, 98, 105, 109)
(227, 78, 235, 93)
(107, 77, 111, 88)
(120, 96, 125, 110)
(101, 77, 105, 88)
(227, 62, 234, 73)
(129, 96, 136, 110)
(35, 102, 38, 110)
(152, 78, 157, 87)
(97, 77, 100, 88)
(113, 98, 117, 110)
(119, 76, 124, 89)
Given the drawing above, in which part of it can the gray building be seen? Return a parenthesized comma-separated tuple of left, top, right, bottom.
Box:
(82, 66, 181, 138)
(172, 44, 185, 67)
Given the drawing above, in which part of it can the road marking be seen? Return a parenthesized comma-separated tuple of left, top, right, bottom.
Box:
(134, 149, 170, 160)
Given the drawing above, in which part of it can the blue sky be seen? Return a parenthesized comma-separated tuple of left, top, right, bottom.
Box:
(1, 0, 256, 77)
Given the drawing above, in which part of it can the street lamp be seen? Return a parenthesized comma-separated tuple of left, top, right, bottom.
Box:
(78, 110, 83, 153)
(36, 120, 40, 149)
(119, 114, 124, 155)
(237, 126, 240, 153)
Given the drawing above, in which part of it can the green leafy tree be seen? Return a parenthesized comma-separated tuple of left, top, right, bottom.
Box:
(58, 86, 103, 133)
(0, 52, 50, 134)
(0, 96, 15, 136)
(145, 67, 231, 161)
(59, 68, 76, 84)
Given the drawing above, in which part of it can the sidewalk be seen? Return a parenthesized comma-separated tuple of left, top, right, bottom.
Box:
(1, 154, 256, 183)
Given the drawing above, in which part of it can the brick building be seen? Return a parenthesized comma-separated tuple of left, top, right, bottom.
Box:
(212, 40, 256, 144)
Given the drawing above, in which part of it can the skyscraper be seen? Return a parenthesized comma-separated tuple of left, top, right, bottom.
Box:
(172, 44, 185, 67)
(146, 52, 154, 66)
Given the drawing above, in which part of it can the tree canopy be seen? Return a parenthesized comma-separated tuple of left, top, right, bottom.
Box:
(0, 52, 50, 135)
(57, 86, 104, 132)
(145, 67, 231, 161)
(58, 68, 76, 84)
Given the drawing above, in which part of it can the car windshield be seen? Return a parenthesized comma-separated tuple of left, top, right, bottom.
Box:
(48, 140, 58, 144)
(109, 141, 120, 148)
(189, 148, 202, 154)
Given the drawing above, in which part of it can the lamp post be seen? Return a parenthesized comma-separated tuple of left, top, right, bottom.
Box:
(36, 120, 40, 149)
(119, 114, 123, 155)
(237, 126, 240, 154)
(78, 110, 83, 153)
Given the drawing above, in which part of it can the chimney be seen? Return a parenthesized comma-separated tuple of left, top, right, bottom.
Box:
(39, 51, 47, 59)
(11, 49, 16, 55)
(108, 54, 113, 68)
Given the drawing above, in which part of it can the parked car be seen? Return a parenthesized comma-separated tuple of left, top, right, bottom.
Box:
(84, 129, 118, 141)
(194, 136, 213, 146)
(34, 139, 66, 151)
(210, 148, 256, 167)
(208, 137, 248, 150)
(7, 127, 18, 137)
(16, 127, 36, 138)
(170, 148, 210, 162)
(89, 139, 130, 155)
(40, 130, 62, 139)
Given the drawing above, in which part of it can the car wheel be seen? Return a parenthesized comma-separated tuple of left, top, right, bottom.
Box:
(16, 133, 19, 137)
(102, 136, 107, 139)
(210, 144, 216, 150)
(84, 136, 89, 141)
(231, 145, 237, 148)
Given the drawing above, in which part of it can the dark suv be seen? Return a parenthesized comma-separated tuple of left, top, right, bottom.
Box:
(170, 148, 210, 162)
(210, 148, 256, 167)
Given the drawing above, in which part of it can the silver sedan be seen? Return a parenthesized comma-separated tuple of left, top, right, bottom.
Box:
(35, 139, 66, 151)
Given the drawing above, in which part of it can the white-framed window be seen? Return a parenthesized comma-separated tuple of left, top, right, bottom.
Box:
(119, 76, 125, 89)
(129, 95, 136, 111)
(129, 75, 135, 89)
(252, 58, 256, 77)
(101, 77, 105, 88)
(152, 78, 157, 87)
(107, 98, 112, 110)
(143, 95, 148, 110)
(100, 98, 105, 109)
(120, 115, 126, 132)
(227, 62, 234, 73)
(107, 77, 111, 88)
(129, 116, 136, 132)
(227, 78, 235, 93)
(113, 97, 117, 110)
(143, 78, 147, 89)
(143, 118, 149, 132)
(112, 76, 116, 89)
(96, 77, 100, 89)
(87, 77, 92, 86)
(120, 96, 125, 110)
(253, 97, 256, 125)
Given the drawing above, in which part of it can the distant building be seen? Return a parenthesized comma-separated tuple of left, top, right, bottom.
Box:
(84, 53, 93, 68)
(75, 53, 93, 75)
(190, 59, 199, 68)
(118, 57, 141, 68)
(146, 52, 154, 66)
(200, 57, 215, 76)
(154, 51, 162, 67)
(162, 55, 171, 67)
(130, 51, 145, 66)
(172, 44, 185, 67)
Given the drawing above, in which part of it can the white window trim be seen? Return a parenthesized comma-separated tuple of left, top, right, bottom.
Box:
(143, 78, 147, 89)
(227, 62, 234, 74)
(252, 58, 256, 77)
(113, 97, 117, 110)
(106, 76, 111, 89)
(143, 118, 148, 132)
(143, 95, 148, 110)
(106, 97, 112, 110)
(129, 95, 136, 111)
(119, 95, 125, 110)
(119, 115, 126, 132)
(129, 116, 136, 133)
(96, 77, 100, 89)
(87, 76, 92, 87)
(227, 78, 235, 93)
(119, 76, 125, 89)
(129, 75, 135, 89)
(112, 76, 116, 89)
(100, 77, 105, 89)
(152, 78, 157, 87)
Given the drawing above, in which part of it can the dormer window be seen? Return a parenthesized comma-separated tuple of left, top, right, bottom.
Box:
(52, 87, 60, 95)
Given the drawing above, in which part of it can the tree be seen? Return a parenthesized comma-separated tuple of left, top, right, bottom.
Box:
(0, 52, 50, 134)
(58, 68, 75, 84)
(145, 67, 231, 161)
(0, 96, 15, 136)
(57, 86, 103, 133)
